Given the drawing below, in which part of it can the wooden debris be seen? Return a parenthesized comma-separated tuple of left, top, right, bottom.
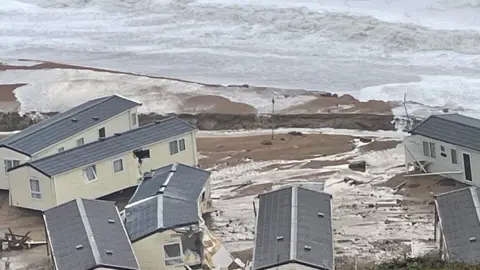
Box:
(0, 228, 40, 251)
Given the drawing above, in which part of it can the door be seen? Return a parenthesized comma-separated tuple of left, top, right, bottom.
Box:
(463, 153, 472, 181)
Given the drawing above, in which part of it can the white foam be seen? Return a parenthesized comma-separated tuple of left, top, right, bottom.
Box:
(0, 69, 316, 114)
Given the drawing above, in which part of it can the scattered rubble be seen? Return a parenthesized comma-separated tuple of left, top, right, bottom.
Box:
(348, 160, 367, 172)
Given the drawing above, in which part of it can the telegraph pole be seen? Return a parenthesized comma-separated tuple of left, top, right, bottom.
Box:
(271, 97, 275, 140)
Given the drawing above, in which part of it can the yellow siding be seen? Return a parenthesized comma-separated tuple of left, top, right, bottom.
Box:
(52, 131, 197, 206)
(8, 166, 54, 211)
(33, 107, 139, 160)
(53, 151, 141, 206)
(132, 230, 185, 270)
(140, 131, 198, 172)
(0, 148, 29, 190)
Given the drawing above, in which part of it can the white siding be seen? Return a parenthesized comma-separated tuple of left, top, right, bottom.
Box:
(404, 134, 480, 185)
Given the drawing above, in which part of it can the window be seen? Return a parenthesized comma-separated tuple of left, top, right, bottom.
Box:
(30, 178, 41, 199)
(4, 159, 20, 172)
(83, 165, 97, 182)
(451, 149, 458, 164)
(169, 140, 179, 155)
(179, 138, 186, 151)
(113, 159, 124, 173)
(163, 242, 184, 266)
(440, 146, 445, 152)
(429, 142, 436, 158)
(440, 145, 447, 158)
(77, 138, 84, 146)
(58, 147, 64, 153)
(98, 127, 106, 139)
(423, 142, 430, 156)
(132, 113, 137, 126)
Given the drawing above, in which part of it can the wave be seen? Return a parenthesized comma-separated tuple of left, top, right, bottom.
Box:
(9, 0, 480, 55)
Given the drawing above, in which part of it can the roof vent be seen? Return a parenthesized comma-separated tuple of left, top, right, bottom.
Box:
(71, 118, 78, 122)
(105, 250, 113, 255)
(470, 237, 477, 243)
(108, 219, 115, 224)
(99, 137, 106, 141)
(318, 212, 325, 218)
(92, 116, 99, 121)
(76, 245, 83, 250)
(143, 171, 153, 179)
(114, 133, 121, 136)
(154, 119, 163, 124)
(276, 236, 284, 241)
(304, 245, 312, 251)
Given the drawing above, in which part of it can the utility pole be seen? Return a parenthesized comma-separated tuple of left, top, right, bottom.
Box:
(271, 97, 275, 140)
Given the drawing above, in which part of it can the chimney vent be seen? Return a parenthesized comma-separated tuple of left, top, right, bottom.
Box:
(108, 219, 115, 224)
(71, 118, 78, 122)
(92, 116, 99, 121)
(76, 245, 83, 250)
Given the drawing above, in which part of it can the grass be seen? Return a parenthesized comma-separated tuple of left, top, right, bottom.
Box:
(372, 256, 480, 270)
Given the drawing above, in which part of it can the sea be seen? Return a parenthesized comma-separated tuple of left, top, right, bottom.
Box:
(1, 0, 480, 117)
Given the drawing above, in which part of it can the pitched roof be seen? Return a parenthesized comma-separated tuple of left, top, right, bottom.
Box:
(43, 198, 139, 270)
(13, 117, 195, 176)
(436, 187, 480, 264)
(129, 163, 211, 204)
(124, 163, 210, 242)
(0, 95, 140, 156)
(252, 186, 333, 270)
(409, 113, 480, 152)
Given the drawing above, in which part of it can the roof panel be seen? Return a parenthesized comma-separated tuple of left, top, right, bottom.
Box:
(124, 196, 159, 242)
(25, 117, 195, 176)
(410, 113, 480, 152)
(436, 187, 480, 264)
(1, 95, 140, 155)
(253, 187, 292, 270)
(296, 187, 333, 270)
(44, 199, 139, 270)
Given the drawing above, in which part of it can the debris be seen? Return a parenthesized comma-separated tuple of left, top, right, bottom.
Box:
(348, 160, 366, 172)
(288, 131, 303, 136)
(260, 140, 272, 145)
(343, 177, 362, 186)
(0, 229, 34, 251)
(358, 137, 373, 143)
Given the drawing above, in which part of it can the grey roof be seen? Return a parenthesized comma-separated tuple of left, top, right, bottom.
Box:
(410, 113, 480, 152)
(16, 117, 195, 176)
(124, 163, 210, 242)
(436, 187, 480, 264)
(0, 95, 140, 156)
(129, 163, 211, 204)
(43, 198, 139, 270)
(253, 186, 333, 270)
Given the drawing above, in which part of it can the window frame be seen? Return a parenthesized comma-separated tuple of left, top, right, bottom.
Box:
(83, 165, 98, 182)
(77, 137, 85, 147)
(98, 127, 106, 139)
(429, 142, 436, 158)
(29, 178, 41, 199)
(132, 113, 137, 126)
(162, 242, 184, 266)
(179, 138, 186, 151)
(451, 149, 458, 164)
(422, 141, 430, 157)
(113, 158, 124, 173)
(4, 159, 20, 172)
(169, 140, 179, 155)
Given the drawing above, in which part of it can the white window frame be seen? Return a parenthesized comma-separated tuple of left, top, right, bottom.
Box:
(179, 138, 186, 151)
(4, 159, 20, 172)
(132, 113, 137, 126)
(83, 165, 97, 182)
(163, 242, 184, 266)
(113, 158, 124, 173)
(58, 147, 65, 153)
(29, 178, 41, 199)
(169, 140, 179, 155)
(451, 149, 458, 164)
(98, 127, 106, 139)
(77, 137, 84, 146)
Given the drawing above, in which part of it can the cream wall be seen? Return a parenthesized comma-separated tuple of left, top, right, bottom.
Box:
(140, 131, 198, 172)
(8, 166, 55, 211)
(54, 151, 141, 206)
(49, 131, 197, 207)
(132, 230, 185, 270)
(0, 148, 29, 190)
(33, 107, 139, 160)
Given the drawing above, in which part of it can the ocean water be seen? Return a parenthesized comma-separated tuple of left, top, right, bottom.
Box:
(1, 0, 480, 116)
